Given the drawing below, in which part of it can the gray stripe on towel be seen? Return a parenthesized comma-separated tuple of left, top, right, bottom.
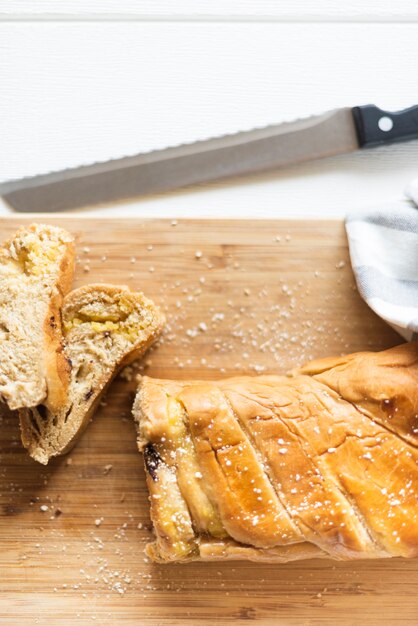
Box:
(347, 208, 418, 235)
(355, 266, 418, 308)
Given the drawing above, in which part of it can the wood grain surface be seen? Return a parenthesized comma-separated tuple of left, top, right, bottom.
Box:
(0, 217, 411, 626)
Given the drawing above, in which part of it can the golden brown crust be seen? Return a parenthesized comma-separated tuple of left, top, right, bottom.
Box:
(42, 234, 75, 413)
(295, 342, 418, 446)
(134, 342, 418, 563)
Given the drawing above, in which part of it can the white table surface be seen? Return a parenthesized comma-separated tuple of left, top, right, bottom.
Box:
(1, 1, 417, 219)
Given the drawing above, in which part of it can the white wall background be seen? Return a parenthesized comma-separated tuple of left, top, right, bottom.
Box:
(0, 1, 417, 217)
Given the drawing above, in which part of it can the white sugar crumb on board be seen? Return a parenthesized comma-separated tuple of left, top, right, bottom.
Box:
(119, 365, 134, 381)
(145, 241, 368, 378)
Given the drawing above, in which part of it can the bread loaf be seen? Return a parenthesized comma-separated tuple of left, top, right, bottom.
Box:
(134, 342, 418, 563)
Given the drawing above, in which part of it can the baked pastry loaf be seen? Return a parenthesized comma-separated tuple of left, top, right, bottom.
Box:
(20, 284, 164, 464)
(0, 224, 74, 411)
(134, 342, 418, 563)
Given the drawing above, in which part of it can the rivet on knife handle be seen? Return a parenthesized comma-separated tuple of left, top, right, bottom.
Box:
(352, 104, 418, 148)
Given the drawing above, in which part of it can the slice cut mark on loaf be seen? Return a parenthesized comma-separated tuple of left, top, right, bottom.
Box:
(19, 284, 164, 464)
(0, 223, 74, 411)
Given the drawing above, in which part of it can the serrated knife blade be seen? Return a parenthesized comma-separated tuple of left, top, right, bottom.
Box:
(1, 104, 418, 212)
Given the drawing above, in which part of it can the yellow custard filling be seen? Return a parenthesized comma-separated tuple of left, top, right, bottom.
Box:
(10, 240, 63, 276)
(64, 298, 146, 342)
(30, 242, 61, 270)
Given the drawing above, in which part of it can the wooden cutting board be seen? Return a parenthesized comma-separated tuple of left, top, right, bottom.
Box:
(0, 217, 411, 626)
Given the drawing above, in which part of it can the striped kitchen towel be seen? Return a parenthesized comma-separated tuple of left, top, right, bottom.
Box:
(345, 202, 418, 341)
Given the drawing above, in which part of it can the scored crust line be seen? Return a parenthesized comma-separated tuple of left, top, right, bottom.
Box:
(223, 386, 385, 557)
(221, 390, 306, 544)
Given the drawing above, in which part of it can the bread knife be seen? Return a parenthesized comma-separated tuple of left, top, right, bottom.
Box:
(1, 104, 418, 212)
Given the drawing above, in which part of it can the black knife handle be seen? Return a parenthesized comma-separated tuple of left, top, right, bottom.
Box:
(352, 104, 418, 148)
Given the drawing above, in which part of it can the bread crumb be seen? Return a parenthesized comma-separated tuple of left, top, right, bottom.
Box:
(120, 365, 134, 382)
(103, 464, 113, 475)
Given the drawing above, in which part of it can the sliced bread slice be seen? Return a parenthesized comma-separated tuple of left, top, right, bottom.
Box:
(19, 284, 165, 464)
(0, 223, 74, 411)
